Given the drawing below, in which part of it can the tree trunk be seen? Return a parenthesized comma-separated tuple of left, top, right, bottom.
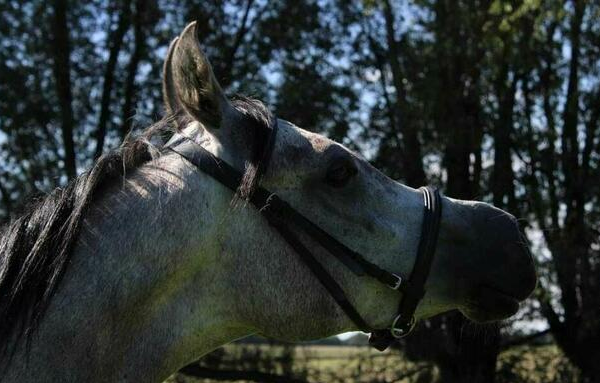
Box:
(120, 0, 151, 140)
(363, 20, 406, 177)
(218, 0, 255, 87)
(0, 172, 12, 218)
(560, 0, 584, 206)
(576, 350, 600, 383)
(93, 2, 131, 158)
(50, 0, 76, 179)
(438, 315, 500, 383)
(382, 0, 426, 187)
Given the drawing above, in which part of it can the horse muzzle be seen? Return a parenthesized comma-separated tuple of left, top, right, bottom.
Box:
(439, 200, 537, 322)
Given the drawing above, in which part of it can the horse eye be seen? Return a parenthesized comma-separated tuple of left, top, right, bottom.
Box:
(325, 158, 357, 188)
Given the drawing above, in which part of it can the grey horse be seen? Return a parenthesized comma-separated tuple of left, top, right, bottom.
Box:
(0, 22, 535, 383)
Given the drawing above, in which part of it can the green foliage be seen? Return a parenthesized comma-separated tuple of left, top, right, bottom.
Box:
(496, 345, 579, 383)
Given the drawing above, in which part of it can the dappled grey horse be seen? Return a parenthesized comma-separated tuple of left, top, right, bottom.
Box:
(0, 22, 536, 382)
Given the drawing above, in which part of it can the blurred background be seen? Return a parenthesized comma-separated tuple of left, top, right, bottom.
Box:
(1, 0, 599, 382)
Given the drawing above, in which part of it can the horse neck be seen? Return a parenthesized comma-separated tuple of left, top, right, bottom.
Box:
(5, 154, 252, 383)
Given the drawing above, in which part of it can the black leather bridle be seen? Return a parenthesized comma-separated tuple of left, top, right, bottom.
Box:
(167, 118, 442, 351)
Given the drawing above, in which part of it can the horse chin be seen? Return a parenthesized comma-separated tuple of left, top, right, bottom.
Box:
(460, 285, 521, 323)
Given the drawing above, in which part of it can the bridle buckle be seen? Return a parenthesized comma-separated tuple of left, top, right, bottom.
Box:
(389, 273, 403, 290)
(390, 314, 416, 338)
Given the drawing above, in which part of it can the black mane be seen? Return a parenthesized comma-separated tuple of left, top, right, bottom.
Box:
(0, 96, 273, 360)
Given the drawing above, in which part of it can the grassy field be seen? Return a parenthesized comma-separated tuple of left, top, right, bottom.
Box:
(165, 343, 578, 383)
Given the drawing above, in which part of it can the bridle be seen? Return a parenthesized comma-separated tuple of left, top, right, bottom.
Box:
(167, 117, 442, 351)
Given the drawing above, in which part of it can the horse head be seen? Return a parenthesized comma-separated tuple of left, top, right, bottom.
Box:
(161, 22, 536, 342)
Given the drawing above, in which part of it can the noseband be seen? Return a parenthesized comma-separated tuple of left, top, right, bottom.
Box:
(168, 118, 442, 351)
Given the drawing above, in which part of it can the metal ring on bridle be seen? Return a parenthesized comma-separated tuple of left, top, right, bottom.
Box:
(390, 314, 416, 338)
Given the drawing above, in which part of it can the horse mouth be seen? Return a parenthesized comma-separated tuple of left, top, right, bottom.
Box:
(462, 285, 521, 323)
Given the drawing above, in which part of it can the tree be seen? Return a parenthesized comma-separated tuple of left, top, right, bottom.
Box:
(516, 1, 600, 381)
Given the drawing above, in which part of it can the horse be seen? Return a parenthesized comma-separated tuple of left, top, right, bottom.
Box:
(0, 22, 536, 382)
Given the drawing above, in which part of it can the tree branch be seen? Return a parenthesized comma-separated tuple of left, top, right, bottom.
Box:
(220, 0, 255, 84)
(539, 21, 560, 229)
(560, 0, 586, 209)
(50, 0, 76, 179)
(362, 19, 406, 166)
(581, 84, 600, 186)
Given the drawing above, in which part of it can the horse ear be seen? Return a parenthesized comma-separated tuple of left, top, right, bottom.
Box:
(168, 21, 230, 128)
(162, 37, 180, 115)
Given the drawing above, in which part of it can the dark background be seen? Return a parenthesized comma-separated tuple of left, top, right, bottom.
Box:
(1, 0, 599, 382)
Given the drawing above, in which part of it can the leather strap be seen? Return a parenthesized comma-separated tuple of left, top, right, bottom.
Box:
(166, 122, 442, 351)
(167, 134, 402, 329)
